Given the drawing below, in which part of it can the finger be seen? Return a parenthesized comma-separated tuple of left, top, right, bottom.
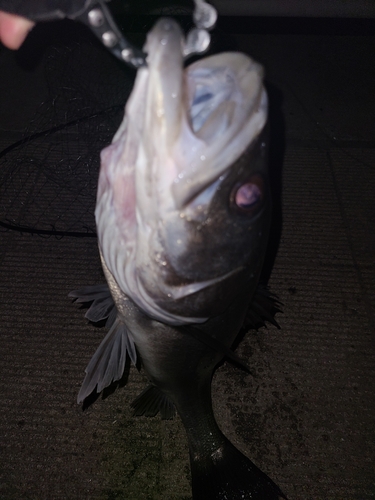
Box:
(0, 12, 35, 49)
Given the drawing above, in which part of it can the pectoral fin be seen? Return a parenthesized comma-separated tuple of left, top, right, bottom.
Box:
(69, 284, 115, 323)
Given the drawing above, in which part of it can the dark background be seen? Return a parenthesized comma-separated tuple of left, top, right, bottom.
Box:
(0, 4, 374, 499)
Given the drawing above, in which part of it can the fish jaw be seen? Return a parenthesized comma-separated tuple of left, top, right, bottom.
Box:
(173, 52, 267, 209)
(96, 17, 269, 326)
(142, 18, 185, 153)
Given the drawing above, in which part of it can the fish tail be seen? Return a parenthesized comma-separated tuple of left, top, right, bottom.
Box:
(175, 380, 286, 500)
(189, 437, 287, 500)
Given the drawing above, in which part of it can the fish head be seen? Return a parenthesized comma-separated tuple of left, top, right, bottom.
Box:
(96, 18, 270, 326)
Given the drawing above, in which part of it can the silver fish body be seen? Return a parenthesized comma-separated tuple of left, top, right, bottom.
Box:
(72, 17, 285, 500)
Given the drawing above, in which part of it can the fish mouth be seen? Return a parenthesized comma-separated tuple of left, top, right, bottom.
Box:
(140, 17, 267, 210)
(142, 18, 185, 153)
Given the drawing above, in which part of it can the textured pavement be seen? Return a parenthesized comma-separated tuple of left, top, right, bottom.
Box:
(0, 16, 374, 500)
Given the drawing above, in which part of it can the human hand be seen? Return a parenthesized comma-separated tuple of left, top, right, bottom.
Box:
(0, 12, 34, 49)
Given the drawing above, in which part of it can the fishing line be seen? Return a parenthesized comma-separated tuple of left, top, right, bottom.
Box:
(0, 29, 132, 238)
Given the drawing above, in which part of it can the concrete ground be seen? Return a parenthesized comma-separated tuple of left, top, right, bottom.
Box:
(0, 15, 374, 500)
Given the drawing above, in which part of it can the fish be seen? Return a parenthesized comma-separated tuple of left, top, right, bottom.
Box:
(70, 17, 286, 500)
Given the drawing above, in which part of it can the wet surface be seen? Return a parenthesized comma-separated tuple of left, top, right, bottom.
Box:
(0, 16, 374, 500)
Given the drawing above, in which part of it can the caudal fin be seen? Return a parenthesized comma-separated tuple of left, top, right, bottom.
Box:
(190, 437, 286, 500)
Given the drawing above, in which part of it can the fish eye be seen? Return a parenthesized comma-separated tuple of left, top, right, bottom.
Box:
(231, 175, 265, 213)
